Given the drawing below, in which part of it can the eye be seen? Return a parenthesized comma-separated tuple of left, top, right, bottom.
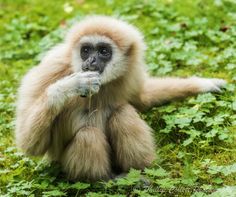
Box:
(81, 46, 91, 54)
(80, 45, 92, 60)
(97, 43, 112, 60)
(99, 47, 110, 56)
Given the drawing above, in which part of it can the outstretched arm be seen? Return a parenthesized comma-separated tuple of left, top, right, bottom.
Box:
(133, 76, 226, 111)
(15, 64, 101, 156)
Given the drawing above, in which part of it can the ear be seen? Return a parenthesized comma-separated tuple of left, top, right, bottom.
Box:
(125, 43, 135, 57)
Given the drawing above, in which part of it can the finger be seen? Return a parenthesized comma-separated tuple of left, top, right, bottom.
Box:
(89, 78, 101, 85)
(80, 71, 100, 78)
(211, 78, 227, 87)
(90, 85, 100, 93)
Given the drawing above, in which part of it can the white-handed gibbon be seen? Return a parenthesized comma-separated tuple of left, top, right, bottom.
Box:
(15, 16, 226, 182)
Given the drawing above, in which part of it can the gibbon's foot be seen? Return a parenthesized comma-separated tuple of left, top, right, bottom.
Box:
(112, 172, 151, 187)
(112, 172, 128, 180)
(191, 77, 227, 93)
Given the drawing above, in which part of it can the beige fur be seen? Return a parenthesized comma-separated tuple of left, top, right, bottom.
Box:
(15, 16, 226, 182)
(107, 105, 155, 172)
(61, 127, 111, 181)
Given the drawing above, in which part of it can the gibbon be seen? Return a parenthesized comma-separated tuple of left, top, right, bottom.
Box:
(15, 16, 226, 182)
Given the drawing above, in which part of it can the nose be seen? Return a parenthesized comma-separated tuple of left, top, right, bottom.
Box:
(89, 56, 98, 71)
(91, 57, 97, 66)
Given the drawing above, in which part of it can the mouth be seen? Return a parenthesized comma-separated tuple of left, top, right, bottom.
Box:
(82, 66, 104, 74)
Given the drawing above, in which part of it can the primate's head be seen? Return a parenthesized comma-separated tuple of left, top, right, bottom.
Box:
(66, 16, 146, 84)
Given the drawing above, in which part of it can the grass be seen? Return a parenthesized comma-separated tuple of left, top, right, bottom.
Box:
(0, 0, 236, 196)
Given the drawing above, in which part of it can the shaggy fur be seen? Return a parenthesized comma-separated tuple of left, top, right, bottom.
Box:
(15, 16, 226, 182)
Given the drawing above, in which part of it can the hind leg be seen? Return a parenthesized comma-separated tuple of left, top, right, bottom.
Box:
(107, 104, 156, 172)
(61, 127, 111, 182)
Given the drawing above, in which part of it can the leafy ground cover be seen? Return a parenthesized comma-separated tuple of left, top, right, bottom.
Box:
(0, 0, 236, 196)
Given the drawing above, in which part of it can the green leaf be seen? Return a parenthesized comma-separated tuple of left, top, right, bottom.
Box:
(212, 177, 223, 184)
(183, 138, 193, 146)
(191, 192, 208, 197)
(232, 101, 236, 111)
(116, 169, 141, 186)
(42, 190, 66, 197)
(155, 178, 180, 189)
(70, 182, 90, 190)
(174, 117, 192, 128)
(144, 168, 169, 177)
(209, 186, 236, 197)
(208, 163, 236, 176)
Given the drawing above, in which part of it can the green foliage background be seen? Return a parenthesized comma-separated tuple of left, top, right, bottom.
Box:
(0, 0, 236, 196)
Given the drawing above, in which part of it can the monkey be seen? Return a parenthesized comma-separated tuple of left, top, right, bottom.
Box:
(15, 16, 226, 182)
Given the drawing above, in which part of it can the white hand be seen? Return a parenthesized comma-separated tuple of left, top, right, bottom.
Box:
(67, 72, 101, 97)
(47, 72, 101, 110)
(191, 77, 226, 92)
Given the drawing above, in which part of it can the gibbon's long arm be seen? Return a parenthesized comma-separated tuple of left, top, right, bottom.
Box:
(135, 76, 226, 111)
(16, 93, 55, 156)
(15, 63, 101, 156)
(15, 64, 72, 156)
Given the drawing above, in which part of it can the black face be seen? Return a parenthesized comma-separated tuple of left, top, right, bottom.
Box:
(80, 42, 112, 73)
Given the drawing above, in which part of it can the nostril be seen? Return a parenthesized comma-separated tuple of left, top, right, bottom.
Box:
(91, 57, 97, 65)
(82, 64, 89, 71)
